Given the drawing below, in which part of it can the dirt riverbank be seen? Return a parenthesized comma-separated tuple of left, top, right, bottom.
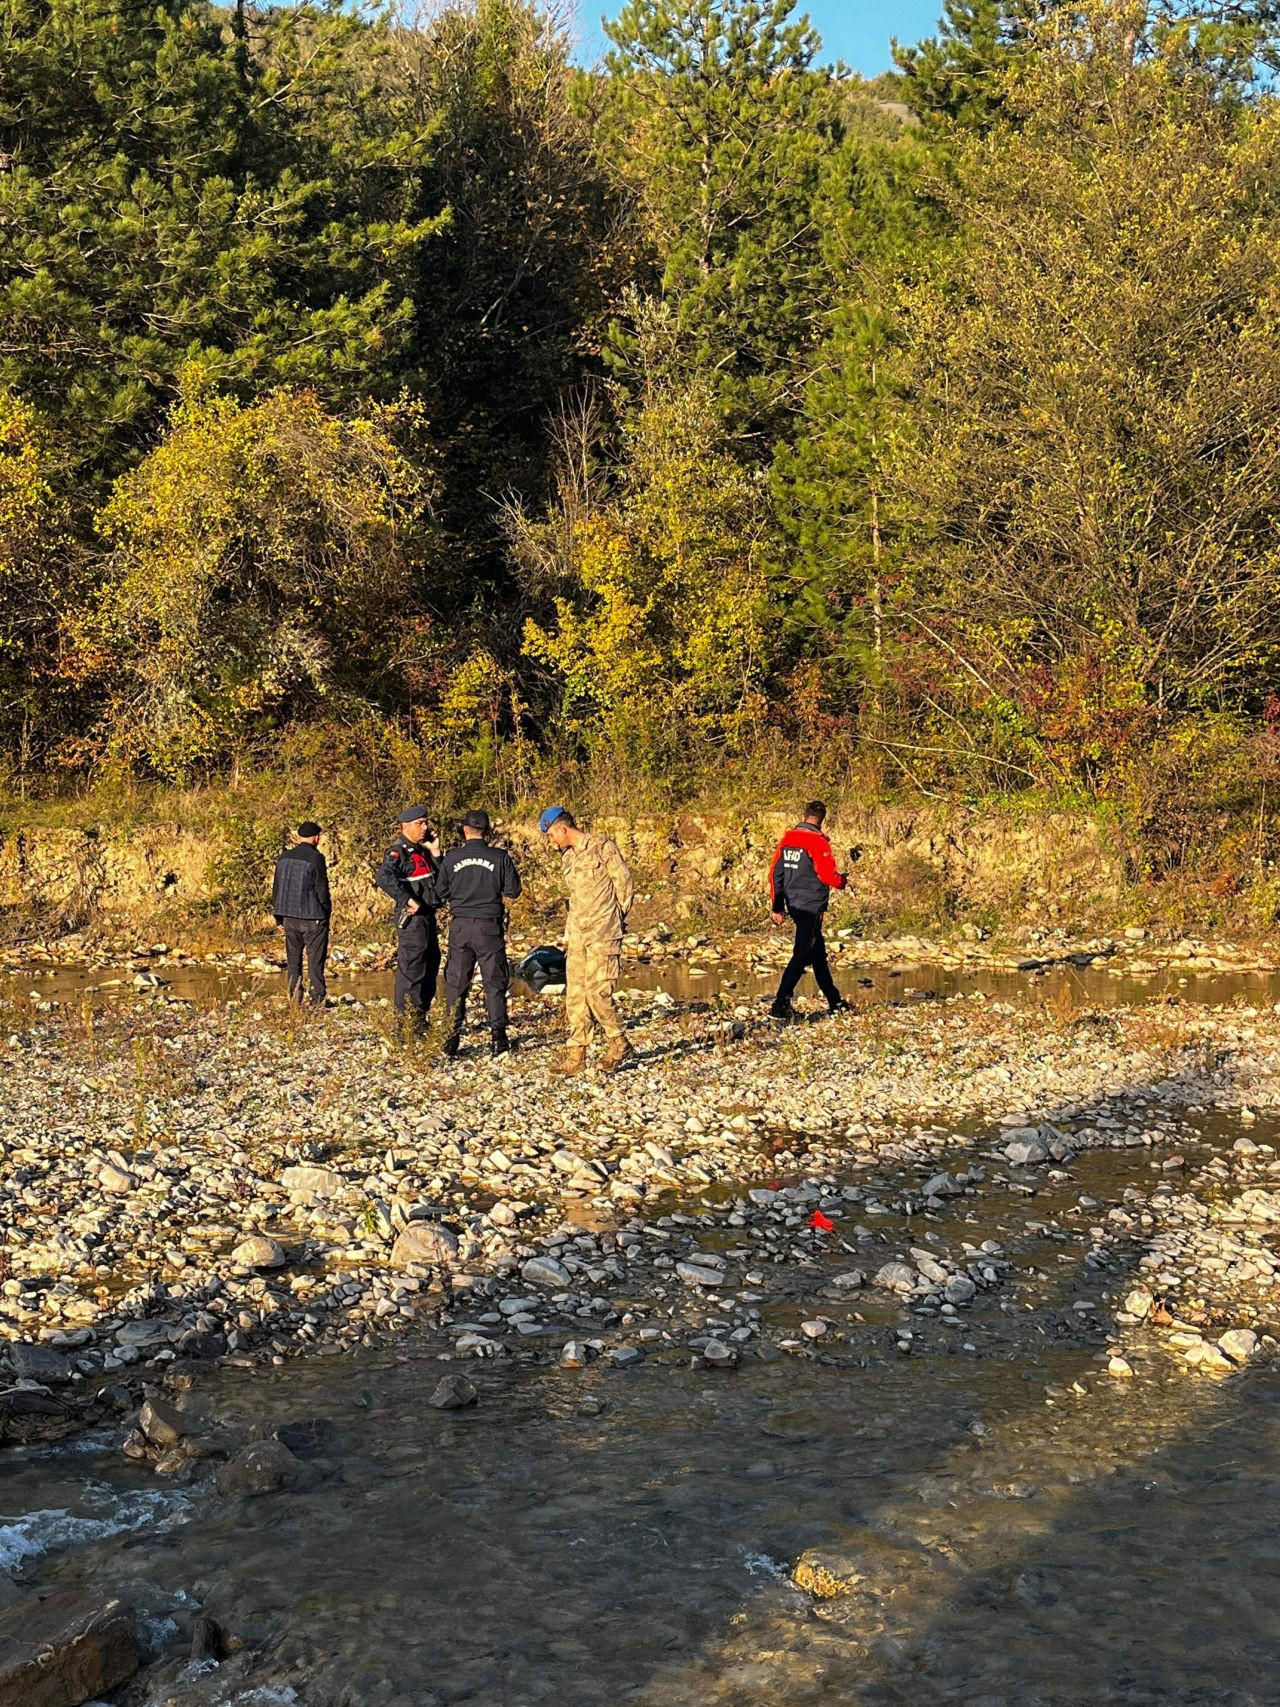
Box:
(0, 797, 1158, 947)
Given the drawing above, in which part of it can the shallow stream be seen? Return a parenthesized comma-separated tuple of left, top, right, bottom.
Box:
(8, 951, 1280, 1016)
(5, 1102, 1279, 1705)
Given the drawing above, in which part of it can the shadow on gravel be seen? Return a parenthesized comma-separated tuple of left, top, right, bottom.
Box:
(18, 1067, 1276, 1707)
(626, 1069, 1280, 1707)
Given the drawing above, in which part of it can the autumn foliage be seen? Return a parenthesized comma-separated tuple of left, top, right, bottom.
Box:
(4, 0, 1280, 884)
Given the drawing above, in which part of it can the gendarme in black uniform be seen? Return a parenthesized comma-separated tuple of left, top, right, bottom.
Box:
(435, 810, 522, 1056)
(375, 805, 442, 1027)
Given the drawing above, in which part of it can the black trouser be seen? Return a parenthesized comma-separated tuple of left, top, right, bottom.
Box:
(283, 918, 329, 1003)
(444, 915, 509, 1035)
(394, 908, 440, 1022)
(774, 909, 841, 1009)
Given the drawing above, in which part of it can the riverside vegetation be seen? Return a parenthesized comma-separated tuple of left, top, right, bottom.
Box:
(7, 0, 1280, 929)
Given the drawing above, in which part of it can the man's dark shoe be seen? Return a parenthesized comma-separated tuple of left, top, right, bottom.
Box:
(442, 1035, 461, 1059)
(489, 1030, 511, 1057)
(768, 1002, 792, 1022)
(828, 997, 852, 1014)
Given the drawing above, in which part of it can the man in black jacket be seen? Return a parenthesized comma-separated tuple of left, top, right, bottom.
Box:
(435, 809, 522, 1058)
(271, 821, 332, 1004)
(375, 805, 442, 1032)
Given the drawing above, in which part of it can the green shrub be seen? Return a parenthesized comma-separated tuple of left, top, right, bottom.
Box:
(209, 816, 285, 916)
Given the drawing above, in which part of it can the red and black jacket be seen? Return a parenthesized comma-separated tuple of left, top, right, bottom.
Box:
(376, 834, 440, 913)
(768, 824, 846, 916)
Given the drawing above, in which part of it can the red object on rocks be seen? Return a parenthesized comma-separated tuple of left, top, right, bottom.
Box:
(809, 1210, 835, 1232)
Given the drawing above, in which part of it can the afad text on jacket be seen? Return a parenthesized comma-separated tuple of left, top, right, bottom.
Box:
(768, 823, 847, 916)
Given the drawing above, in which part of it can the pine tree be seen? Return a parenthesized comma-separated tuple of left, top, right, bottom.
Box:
(388, 0, 627, 605)
(772, 105, 942, 710)
(894, 0, 1039, 129)
(0, 392, 74, 765)
(0, 0, 440, 478)
(596, 0, 842, 446)
(895, 0, 1280, 130)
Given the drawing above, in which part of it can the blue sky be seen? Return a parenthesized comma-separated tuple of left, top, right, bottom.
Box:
(571, 1, 947, 76)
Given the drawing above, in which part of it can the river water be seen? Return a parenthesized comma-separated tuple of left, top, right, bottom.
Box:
(4, 1079, 1279, 1705)
(9, 950, 1280, 1016)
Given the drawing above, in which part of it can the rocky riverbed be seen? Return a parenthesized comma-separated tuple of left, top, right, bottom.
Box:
(5, 965, 1280, 1703)
(4, 974, 1280, 1428)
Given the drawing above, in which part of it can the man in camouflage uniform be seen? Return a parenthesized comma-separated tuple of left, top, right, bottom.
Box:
(539, 805, 635, 1075)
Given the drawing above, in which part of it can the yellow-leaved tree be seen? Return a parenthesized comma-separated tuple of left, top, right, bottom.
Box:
(522, 381, 771, 775)
(67, 381, 430, 779)
(895, 0, 1280, 787)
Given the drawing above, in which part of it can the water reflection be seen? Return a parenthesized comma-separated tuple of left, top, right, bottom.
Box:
(7, 952, 1280, 1020)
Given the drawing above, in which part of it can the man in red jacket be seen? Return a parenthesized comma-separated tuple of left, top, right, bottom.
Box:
(767, 800, 854, 1020)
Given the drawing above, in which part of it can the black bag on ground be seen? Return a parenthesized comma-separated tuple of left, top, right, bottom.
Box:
(515, 946, 567, 991)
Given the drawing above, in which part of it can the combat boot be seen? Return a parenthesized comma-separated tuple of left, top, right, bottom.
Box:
(554, 1046, 587, 1076)
(442, 1035, 461, 1059)
(489, 1029, 510, 1057)
(600, 1035, 633, 1072)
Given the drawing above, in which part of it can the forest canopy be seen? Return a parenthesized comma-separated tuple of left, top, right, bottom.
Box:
(5, 0, 1280, 837)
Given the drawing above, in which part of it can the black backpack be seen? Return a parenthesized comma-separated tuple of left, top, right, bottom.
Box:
(515, 946, 567, 991)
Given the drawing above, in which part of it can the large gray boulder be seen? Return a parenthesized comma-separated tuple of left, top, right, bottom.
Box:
(522, 1255, 572, 1289)
(8, 1344, 73, 1385)
(231, 1235, 286, 1270)
(281, 1164, 345, 1198)
(1004, 1134, 1049, 1166)
(390, 1222, 458, 1269)
(138, 1397, 188, 1449)
(0, 1585, 138, 1707)
(215, 1438, 303, 1498)
(429, 1374, 477, 1410)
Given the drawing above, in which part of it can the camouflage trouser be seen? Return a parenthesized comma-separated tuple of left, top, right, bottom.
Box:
(565, 938, 622, 1048)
